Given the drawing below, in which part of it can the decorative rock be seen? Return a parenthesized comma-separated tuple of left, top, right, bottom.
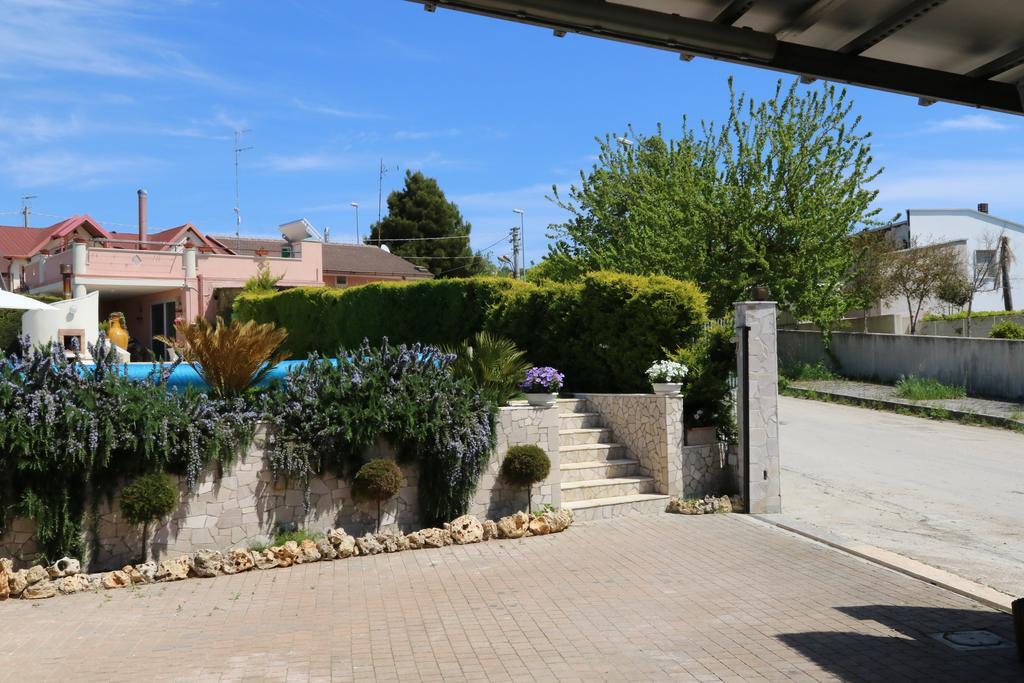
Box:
(327, 528, 349, 548)
(528, 515, 551, 536)
(497, 512, 530, 539)
(133, 561, 158, 584)
(405, 531, 424, 549)
(315, 539, 337, 560)
(155, 556, 191, 582)
(253, 549, 279, 570)
(666, 495, 734, 515)
(57, 574, 93, 595)
(221, 549, 255, 574)
(192, 549, 223, 578)
(47, 557, 81, 579)
(544, 509, 574, 533)
(418, 527, 451, 548)
(375, 531, 408, 553)
(22, 580, 57, 600)
(271, 542, 299, 568)
(101, 570, 131, 589)
(298, 539, 321, 563)
(449, 515, 484, 544)
(0, 558, 11, 600)
(25, 565, 48, 586)
(482, 519, 498, 541)
(333, 534, 357, 559)
(718, 495, 733, 513)
(8, 570, 29, 598)
(355, 534, 383, 555)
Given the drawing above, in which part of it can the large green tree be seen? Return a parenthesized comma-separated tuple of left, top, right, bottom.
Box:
(369, 171, 486, 277)
(549, 79, 887, 327)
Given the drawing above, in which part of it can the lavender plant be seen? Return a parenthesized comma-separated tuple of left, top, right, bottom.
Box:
(0, 335, 256, 561)
(262, 339, 496, 526)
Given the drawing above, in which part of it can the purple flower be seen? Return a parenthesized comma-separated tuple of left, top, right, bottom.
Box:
(519, 367, 564, 393)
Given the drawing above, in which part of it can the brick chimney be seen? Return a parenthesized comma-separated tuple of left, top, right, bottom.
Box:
(137, 189, 148, 244)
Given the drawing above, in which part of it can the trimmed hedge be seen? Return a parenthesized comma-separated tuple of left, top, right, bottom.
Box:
(236, 272, 708, 393)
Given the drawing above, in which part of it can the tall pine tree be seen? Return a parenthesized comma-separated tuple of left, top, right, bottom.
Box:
(369, 171, 485, 277)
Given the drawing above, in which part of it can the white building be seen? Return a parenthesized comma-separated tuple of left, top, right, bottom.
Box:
(853, 205, 1024, 332)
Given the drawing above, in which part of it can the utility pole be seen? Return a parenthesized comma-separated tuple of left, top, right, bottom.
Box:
(510, 225, 521, 280)
(233, 129, 253, 252)
(21, 195, 36, 228)
(513, 208, 525, 277)
(377, 159, 398, 245)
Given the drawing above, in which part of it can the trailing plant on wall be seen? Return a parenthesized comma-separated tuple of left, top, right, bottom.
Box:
(0, 337, 257, 561)
(261, 340, 496, 526)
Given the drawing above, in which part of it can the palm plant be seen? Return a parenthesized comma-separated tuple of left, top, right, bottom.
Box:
(158, 316, 289, 396)
(444, 332, 532, 406)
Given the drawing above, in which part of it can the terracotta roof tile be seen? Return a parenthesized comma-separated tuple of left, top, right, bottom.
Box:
(209, 235, 432, 278)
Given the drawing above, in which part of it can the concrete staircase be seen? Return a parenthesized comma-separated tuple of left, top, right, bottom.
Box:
(557, 398, 669, 521)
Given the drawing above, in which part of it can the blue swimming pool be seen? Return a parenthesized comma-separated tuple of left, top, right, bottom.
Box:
(92, 359, 323, 390)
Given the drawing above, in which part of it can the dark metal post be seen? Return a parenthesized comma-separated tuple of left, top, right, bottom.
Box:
(1014, 597, 1024, 662)
(740, 324, 750, 512)
(60, 264, 73, 300)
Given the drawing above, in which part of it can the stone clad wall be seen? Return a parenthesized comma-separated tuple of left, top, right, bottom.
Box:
(0, 405, 561, 571)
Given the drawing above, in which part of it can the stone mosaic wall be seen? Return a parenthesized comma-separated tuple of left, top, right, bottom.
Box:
(0, 405, 561, 571)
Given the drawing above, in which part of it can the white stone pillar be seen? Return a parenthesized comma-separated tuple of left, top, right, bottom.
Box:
(183, 244, 198, 279)
(735, 301, 781, 513)
(71, 241, 88, 299)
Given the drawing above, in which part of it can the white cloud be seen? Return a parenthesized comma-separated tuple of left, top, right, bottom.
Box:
(293, 99, 383, 120)
(923, 114, 1012, 133)
(0, 0, 216, 82)
(874, 159, 1024, 216)
(393, 128, 462, 141)
(0, 114, 84, 142)
(0, 150, 155, 187)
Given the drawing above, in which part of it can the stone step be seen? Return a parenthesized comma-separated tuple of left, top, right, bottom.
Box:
(555, 397, 588, 413)
(559, 458, 640, 483)
(563, 494, 671, 522)
(560, 475, 656, 503)
(559, 442, 628, 465)
(559, 412, 603, 429)
(560, 427, 614, 446)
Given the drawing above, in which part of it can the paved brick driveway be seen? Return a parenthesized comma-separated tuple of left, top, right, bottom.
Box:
(1, 515, 1018, 682)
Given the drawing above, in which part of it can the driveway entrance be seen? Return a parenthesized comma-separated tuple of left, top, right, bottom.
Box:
(779, 395, 1024, 598)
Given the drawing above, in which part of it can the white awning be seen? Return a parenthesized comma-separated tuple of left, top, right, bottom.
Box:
(0, 290, 57, 311)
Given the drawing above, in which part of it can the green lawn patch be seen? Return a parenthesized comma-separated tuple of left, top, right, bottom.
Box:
(893, 375, 965, 401)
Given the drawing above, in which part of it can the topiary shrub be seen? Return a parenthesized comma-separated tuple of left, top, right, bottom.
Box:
(120, 472, 179, 562)
(352, 459, 404, 532)
(501, 445, 551, 514)
(989, 320, 1024, 340)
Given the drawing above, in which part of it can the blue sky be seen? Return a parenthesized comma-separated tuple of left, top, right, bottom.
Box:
(1, 1, 1022, 265)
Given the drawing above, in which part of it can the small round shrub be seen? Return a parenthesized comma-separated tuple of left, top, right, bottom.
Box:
(352, 459, 404, 503)
(989, 320, 1024, 340)
(501, 445, 551, 487)
(119, 472, 179, 525)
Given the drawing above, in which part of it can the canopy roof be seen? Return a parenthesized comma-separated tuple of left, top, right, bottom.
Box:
(410, 0, 1024, 115)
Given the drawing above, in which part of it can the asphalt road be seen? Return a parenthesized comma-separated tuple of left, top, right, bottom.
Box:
(778, 395, 1024, 597)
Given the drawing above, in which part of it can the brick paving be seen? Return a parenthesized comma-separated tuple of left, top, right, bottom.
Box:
(1, 514, 1019, 682)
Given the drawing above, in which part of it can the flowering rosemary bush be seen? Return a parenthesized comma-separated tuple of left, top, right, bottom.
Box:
(519, 367, 564, 394)
(261, 340, 496, 526)
(0, 336, 257, 561)
(645, 360, 688, 383)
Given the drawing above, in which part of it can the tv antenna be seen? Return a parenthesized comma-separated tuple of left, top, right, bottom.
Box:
(21, 195, 37, 228)
(376, 158, 399, 244)
(233, 129, 253, 251)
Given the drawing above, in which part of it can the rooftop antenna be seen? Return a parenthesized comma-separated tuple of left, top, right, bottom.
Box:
(377, 158, 398, 245)
(20, 195, 37, 228)
(233, 129, 253, 252)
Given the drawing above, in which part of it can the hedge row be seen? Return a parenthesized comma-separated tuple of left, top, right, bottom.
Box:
(235, 272, 708, 392)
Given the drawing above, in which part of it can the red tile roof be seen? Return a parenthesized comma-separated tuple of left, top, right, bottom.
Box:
(0, 215, 110, 259)
(209, 235, 432, 278)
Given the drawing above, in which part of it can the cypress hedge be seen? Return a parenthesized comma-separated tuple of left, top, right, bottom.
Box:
(235, 272, 708, 393)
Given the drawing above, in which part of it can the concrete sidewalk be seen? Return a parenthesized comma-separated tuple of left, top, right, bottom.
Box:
(1, 514, 1019, 682)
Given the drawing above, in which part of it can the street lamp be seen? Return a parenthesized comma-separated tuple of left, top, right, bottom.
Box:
(616, 136, 634, 147)
(512, 208, 525, 279)
(350, 202, 360, 243)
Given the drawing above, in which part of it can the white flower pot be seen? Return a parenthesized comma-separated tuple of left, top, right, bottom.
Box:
(525, 393, 558, 407)
(651, 382, 682, 397)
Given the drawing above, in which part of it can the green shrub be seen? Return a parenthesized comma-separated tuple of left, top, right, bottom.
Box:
(0, 294, 61, 353)
(780, 361, 836, 381)
(352, 459, 404, 532)
(989, 321, 1024, 340)
(444, 332, 531, 407)
(894, 375, 966, 400)
(501, 444, 551, 513)
(674, 324, 736, 438)
(119, 472, 179, 562)
(237, 271, 708, 393)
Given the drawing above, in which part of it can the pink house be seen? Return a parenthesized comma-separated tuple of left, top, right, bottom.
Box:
(0, 190, 423, 358)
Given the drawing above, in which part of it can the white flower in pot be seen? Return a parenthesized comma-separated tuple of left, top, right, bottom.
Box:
(645, 360, 688, 397)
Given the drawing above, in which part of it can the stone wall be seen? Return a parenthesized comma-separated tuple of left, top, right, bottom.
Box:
(0, 405, 561, 571)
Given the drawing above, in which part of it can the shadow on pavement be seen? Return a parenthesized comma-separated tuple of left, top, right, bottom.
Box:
(776, 604, 1021, 682)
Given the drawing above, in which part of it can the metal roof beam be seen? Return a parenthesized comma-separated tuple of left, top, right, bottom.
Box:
(776, 0, 852, 40)
(714, 0, 756, 26)
(966, 46, 1024, 80)
(408, 0, 1023, 115)
(839, 0, 948, 55)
